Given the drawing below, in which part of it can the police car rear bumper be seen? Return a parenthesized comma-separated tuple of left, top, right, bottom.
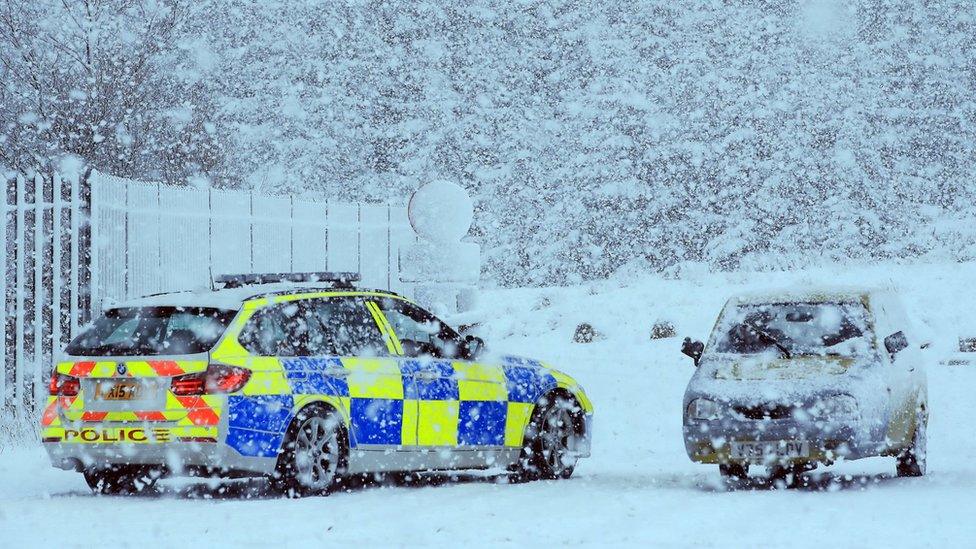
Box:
(43, 439, 276, 478)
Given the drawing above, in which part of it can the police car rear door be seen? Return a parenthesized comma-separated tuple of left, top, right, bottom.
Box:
(306, 297, 410, 454)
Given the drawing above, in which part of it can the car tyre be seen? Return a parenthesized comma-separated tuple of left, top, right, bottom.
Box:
(513, 394, 581, 482)
(272, 405, 346, 497)
(769, 463, 811, 488)
(83, 465, 157, 495)
(719, 463, 749, 479)
(896, 411, 927, 477)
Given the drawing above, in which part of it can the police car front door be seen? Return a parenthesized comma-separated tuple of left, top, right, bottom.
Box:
(369, 300, 461, 448)
(371, 298, 508, 469)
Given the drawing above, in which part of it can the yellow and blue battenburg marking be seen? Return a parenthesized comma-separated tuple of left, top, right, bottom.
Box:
(501, 356, 558, 403)
(221, 354, 566, 457)
(226, 395, 294, 457)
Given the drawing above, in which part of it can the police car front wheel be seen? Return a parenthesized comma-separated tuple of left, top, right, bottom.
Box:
(515, 394, 581, 481)
(272, 405, 346, 497)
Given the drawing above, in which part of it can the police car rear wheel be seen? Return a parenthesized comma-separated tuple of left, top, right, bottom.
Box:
(274, 407, 345, 497)
(516, 395, 580, 481)
(83, 465, 158, 495)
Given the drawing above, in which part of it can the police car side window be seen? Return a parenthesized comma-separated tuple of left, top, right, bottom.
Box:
(309, 298, 390, 357)
(375, 299, 461, 359)
(239, 302, 326, 357)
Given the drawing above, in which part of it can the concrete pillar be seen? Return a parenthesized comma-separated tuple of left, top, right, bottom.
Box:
(400, 180, 480, 315)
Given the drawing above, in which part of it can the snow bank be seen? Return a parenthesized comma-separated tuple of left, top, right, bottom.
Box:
(3, 261, 976, 547)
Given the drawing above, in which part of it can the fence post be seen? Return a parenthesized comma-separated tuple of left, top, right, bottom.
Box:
(69, 170, 80, 335)
(207, 186, 213, 286)
(52, 172, 63, 365)
(387, 204, 392, 290)
(13, 174, 25, 421)
(123, 179, 129, 299)
(0, 175, 7, 413)
(32, 173, 45, 411)
(289, 195, 294, 272)
(357, 203, 362, 276)
(88, 170, 100, 316)
(249, 191, 255, 271)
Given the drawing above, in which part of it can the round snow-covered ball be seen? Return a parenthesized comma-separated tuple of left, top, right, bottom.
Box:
(408, 180, 473, 243)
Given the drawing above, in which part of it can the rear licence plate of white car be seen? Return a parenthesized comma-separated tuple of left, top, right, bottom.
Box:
(731, 440, 809, 461)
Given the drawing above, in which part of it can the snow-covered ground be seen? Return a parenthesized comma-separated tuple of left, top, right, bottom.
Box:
(3, 262, 976, 547)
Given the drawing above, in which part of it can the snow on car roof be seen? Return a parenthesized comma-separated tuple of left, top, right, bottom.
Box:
(730, 286, 880, 305)
(114, 284, 400, 310)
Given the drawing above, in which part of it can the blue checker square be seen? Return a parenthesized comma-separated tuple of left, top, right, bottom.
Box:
(350, 398, 404, 446)
(400, 360, 458, 400)
(502, 361, 557, 403)
(226, 428, 285, 457)
(282, 357, 349, 397)
(226, 395, 294, 457)
(227, 395, 294, 432)
(458, 400, 507, 446)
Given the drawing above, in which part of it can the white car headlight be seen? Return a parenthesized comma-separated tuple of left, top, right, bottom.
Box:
(688, 398, 721, 421)
(815, 395, 859, 420)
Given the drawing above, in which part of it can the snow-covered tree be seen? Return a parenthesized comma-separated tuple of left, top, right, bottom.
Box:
(0, 0, 223, 182)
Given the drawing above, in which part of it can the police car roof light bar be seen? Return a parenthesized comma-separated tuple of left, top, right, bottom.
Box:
(215, 272, 361, 289)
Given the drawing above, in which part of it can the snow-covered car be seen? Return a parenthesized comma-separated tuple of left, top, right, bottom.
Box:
(679, 289, 927, 483)
(41, 272, 592, 495)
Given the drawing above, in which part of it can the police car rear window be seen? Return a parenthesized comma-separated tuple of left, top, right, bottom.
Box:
(65, 307, 237, 356)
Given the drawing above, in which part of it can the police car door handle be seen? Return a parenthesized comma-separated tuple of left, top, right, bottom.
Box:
(414, 371, 440, 381)
(324, 367, 350, 379)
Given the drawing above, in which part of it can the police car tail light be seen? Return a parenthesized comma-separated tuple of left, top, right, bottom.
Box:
(171, 365, 250, 396)
(49, 372, 80, 396)
(171, 373, 206, 396)
(205, 364, 251, 393)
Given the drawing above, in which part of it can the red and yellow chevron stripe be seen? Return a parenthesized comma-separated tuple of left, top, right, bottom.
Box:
(43, 360, 222, 444)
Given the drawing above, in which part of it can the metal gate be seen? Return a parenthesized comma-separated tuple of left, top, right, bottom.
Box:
(2, 169, 413, 424)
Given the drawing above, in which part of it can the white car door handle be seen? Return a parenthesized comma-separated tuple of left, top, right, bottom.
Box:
(324, 368, 350, 379)
(414, 371, 440, 381)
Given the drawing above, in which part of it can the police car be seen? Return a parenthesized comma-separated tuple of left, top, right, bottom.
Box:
(42, 273, 593, 495)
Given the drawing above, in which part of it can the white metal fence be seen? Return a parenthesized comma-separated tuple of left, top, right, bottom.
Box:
(2, 169, 414, 421)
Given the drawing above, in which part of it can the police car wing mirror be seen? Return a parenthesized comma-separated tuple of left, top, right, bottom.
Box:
(884, 331, 908, 359)
(681, 337, 704, 367)
(462, 335, 485, 359)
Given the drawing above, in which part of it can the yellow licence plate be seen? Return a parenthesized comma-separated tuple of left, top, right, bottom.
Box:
(93, 380, 143, 401)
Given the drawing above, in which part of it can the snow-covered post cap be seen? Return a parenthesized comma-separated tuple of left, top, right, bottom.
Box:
(401, 180, 480, 314)
(408, 180, 474, 243)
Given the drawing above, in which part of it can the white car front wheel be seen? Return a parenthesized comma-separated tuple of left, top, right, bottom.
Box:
(896, 410, 927, 477)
